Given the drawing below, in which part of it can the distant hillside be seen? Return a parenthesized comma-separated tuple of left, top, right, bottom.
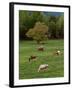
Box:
(43, 12, 64, 16)
(25, 10, 64, 16)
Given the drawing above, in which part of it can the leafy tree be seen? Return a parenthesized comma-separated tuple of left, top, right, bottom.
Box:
(19, 11, 44, 40)
(19, 10, 64, 40)
(19, 11, 31, 40)
(48, 15, 64, 39)
(26, 22, 48, 44)
(56, 16, 64, 38)
(48, 21, 56, 39)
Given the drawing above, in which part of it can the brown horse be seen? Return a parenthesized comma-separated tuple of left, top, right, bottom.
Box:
(29, 55, 37, 62)
(38, 45, 44, 51)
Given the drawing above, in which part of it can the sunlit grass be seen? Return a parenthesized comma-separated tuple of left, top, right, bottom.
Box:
(19, 40, 64, 79)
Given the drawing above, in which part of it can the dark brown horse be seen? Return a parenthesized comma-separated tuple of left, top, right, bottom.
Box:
(29, 55, 37, 62)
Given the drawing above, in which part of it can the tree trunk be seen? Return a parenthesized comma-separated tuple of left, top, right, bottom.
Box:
(37, 40, 41, 44)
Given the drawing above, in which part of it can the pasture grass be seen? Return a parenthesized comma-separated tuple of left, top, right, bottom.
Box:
(19, 40, 64, 79)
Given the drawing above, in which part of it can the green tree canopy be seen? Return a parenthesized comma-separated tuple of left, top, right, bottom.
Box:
(26, 22, 48, 44)
(56, 16, 64, 38)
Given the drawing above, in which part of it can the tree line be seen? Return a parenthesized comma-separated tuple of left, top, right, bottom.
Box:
(19, 10, 64, 40)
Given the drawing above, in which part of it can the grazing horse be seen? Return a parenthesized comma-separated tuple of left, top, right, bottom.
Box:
(54, 49, 61, 56)
(38, 45, 44, 51)
(38, 64, 48, 72)
(56, 50, 61, 55)
(29, 55, 37, 62)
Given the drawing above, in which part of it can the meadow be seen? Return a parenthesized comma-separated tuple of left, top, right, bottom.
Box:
(19, 40, 64, 79)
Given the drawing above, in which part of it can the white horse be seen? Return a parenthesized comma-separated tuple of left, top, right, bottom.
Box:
(38, 64, 48, 72)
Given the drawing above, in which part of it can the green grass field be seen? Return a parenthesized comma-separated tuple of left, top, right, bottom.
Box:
(19, 40, 64, 79)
